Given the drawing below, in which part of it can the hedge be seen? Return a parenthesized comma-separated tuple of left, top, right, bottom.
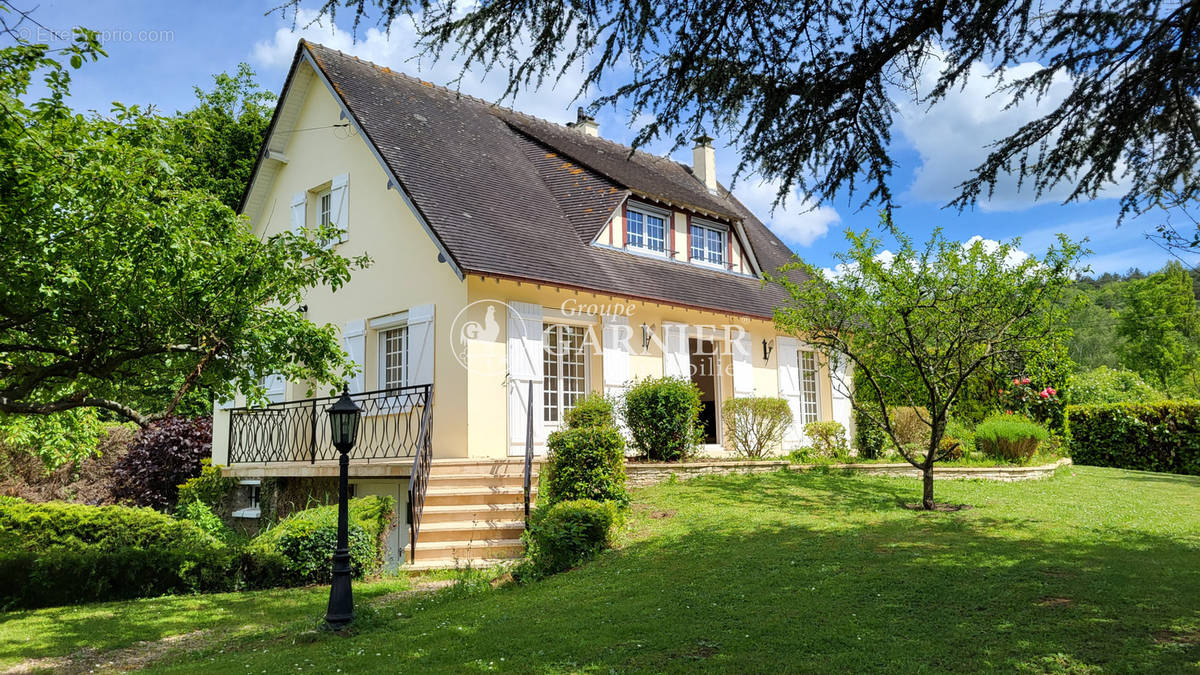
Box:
(0, 495, 395, 609)
(1068, 401, 1200, 476)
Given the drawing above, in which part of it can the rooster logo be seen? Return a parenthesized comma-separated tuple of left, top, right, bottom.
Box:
(451, 300, 521, 376)
(459, 305, 500, 345)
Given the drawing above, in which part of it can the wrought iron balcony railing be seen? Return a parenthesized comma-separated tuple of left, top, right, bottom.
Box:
(227, 385, 432, 464)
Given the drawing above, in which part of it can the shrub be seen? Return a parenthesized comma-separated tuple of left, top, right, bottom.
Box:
(112, 416, 212, 510)
(542, 426, 628, 507)
(938, 437, 964, 461)
(520, 499, 617, 579)
(175, 459, 236, 511)
(177, 500, 236, 543)
(944, 417, 976, 456)
(0, 409, 103, 472)
(0, 499, 237, 609)
(621, 377, 703, 461)
(0, 499, 219, 552)
(888, 407, 931, 449)
(248, 495, 395, 584)
(975, 414, 1049, 463)
(853, 408, 886, 459)
(564, 393, 617, 429)
(804, 420, 849, 459)
(999, 376, 1066, 433)
(722, 397, 792, 458)
(1068, 401, 1200, 475)
(1070, 367, 1165, 405)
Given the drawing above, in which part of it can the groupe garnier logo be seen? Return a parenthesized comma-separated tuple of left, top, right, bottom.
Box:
(450, 299, 520, 377)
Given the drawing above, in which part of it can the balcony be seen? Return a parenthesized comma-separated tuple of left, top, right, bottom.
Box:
(223, 385, 432, 476)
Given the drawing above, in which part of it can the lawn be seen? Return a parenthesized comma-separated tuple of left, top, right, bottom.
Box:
(3, 465, 1199, 673)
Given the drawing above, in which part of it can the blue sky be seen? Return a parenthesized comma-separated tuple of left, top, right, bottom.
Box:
(20, 0, 1199, 276)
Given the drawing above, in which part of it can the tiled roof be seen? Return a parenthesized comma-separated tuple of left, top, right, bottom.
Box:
(300, 41, 808, 319)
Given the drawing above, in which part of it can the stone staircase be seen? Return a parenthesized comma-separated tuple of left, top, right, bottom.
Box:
(406, 458, 539, 570)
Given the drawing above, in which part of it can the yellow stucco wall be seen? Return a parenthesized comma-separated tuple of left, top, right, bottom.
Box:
(247, 64, 468, 459)
(462, 277, 835, 458)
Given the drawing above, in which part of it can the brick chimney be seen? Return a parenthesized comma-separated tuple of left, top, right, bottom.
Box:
(693, 135, 717, 193)
(569, 107, 599, 137)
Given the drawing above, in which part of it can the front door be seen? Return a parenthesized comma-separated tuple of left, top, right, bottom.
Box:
(689, 338, 720, 445)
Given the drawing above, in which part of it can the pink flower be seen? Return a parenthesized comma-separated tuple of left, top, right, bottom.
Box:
(1040, 390, 1050, 399)
(1012, 378, 1020, 385)
(1021, 377, 1031, 385)
(1047, 387, 1057, 396)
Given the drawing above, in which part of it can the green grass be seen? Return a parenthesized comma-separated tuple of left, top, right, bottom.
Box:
(4, 466, 1200, 673)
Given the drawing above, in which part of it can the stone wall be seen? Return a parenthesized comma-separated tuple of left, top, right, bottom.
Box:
(624, 457, 1071, 488)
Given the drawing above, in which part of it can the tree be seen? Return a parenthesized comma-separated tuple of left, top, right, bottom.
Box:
(771, 222, 1083, 509)
(289, 0, 1200, 220)
(0, 35, 369, 427)
(168, 63, 276, 210)
(1117, 262, 1200, 393)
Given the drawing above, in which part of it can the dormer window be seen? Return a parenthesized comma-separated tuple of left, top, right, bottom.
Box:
(626, 205, 667, 255)
(690, 220, 726, 266)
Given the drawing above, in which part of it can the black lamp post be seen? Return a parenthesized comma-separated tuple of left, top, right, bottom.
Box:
(325, 385, 361, 630)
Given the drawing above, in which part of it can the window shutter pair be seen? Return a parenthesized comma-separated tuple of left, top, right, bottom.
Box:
(290, 173, 349, 241)
(341, 303, 434, 395)
(507, 301, 545, 455)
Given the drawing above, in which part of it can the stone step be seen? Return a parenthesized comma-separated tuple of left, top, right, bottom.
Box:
(427, 472, 534, 488)
(410, 538, 524, 560)
(424, 486, 534, 507)
(419, 503, 530, 524)
(429, 458, 543, 476)
(404, 557, 519, 572)
(417, 520, 525, 543)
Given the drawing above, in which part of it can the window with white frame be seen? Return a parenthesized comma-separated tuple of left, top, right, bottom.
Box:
(379, 326, 409, 389)
(317, 190, 332, 227)
(543, 324, 587, 424)
(689, 221, 726, 265)
(799, 350, 820, 424)
(626, 206, 667, 254)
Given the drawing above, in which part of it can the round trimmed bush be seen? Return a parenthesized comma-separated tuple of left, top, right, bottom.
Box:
(542, 425, 627, 507)
(564, 393, 617, 429)
(521, 499, 618, 579)
(248, 495, 394, 584)
(621, 377, 703, 461)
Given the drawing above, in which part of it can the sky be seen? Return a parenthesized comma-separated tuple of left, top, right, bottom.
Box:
(14, 0, 1200, 276)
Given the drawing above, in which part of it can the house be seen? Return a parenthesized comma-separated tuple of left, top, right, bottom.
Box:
(211, 40, 853, 569)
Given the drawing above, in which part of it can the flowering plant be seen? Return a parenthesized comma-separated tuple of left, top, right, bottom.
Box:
(998, 377, 1062, 429)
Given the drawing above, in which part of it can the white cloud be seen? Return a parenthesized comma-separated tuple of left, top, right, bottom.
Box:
(252, 10, 588, 124)
(733, 178, 840, 247)
(895, 49, 1124, 212)
(962, 235, 1030, 268)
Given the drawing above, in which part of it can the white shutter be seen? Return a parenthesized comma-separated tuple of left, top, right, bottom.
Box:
(263, 373, 286, 404)
(343, 319, 366, 394)
(290, 192, 306, 234)
(776, 337, 804, 447)
(329, 173, 349, 243)
(662, 322, 690, 378)
(507, 302, 544, 455)
(732, 330, 754, 398)
(830, 356, 854, 441)
(602, 315, 630, 397)
(407, 304, 435, 386)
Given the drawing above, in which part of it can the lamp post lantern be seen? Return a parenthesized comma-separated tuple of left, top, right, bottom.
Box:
(325, 385, 361, 630)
